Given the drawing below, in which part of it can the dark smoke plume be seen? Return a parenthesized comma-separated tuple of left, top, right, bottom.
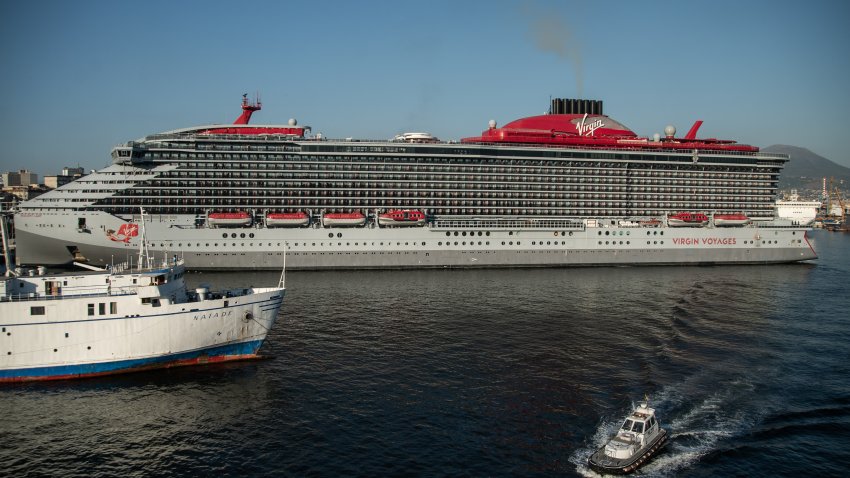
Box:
(523, 1, 584, 97)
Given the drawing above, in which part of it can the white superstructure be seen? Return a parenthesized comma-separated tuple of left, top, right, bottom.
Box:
(775, 190, 821, 225)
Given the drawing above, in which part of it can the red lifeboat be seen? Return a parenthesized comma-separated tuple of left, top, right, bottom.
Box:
(322, 212, 366, 228)
(378, 209, 426, 227)
(208, 212, 252, 228)
(713, 213, 750, 227)
(667, 212, 709, 227)
(266, 212, 309, 228)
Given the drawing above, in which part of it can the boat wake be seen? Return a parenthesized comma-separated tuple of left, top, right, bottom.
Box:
(570, 378, 765, 476)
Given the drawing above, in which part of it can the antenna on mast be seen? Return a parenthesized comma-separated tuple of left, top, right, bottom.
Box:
(234, 93, 262, 125)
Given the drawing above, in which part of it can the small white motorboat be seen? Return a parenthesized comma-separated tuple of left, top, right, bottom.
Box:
(588, 399, 668, 475)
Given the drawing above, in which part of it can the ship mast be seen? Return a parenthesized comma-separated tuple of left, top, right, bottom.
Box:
(233, 93, 261, 124)
(0, 203, 14, 277)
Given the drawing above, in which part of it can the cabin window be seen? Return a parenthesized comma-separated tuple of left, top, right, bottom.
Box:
(99, 303, 106, 315)
(622, 419, 635, 431)
(30, 306, 45, 315)
(110, 302, 117, 314)
(634, 421, 645, 433)
(88, 304, 95, 316)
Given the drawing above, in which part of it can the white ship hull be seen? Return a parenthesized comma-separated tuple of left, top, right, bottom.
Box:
(14, 211, 817, 270)
(0, 286, 282, 381)
(775, 201, 821, 225)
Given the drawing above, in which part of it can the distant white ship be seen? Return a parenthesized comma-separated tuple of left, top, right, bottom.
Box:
(775, 190, 821, 225)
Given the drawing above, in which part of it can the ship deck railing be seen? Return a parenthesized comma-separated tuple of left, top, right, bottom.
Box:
(430, 218, 586, 230)
(134, 133, 789, 160)
(0, 287, 141, 303)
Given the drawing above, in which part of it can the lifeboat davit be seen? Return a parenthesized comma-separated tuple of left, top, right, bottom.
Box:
(378, 209, 426, 227)
(266, 212, 309, 228)
(713, 213, 750, 227)
(639, 218, 662, 228)
(667, 212, 708, 227)
(588, 399, 668, 475)
(208, 212, 252, 228)
(322, 212, 366, 227)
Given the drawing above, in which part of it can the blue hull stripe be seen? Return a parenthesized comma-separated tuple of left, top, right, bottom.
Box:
(0, 339, 265, 380)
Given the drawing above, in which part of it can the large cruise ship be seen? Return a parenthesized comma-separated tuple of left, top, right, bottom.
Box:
(14, 97, 817, 269)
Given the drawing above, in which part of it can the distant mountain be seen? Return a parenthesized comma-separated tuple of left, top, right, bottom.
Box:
(763, 145, 850, 193)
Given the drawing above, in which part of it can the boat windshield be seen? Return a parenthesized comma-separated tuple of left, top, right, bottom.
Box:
(620, 419, 646, 433)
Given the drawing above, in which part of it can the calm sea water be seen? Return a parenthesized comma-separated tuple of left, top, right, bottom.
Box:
(2, 229, 848, 477)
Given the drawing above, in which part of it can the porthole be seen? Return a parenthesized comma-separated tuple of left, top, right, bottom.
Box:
(249, 233, 254, 238)
(231, 233, 237, 238)
(240, 233, 245, 238)
(222, 233, 227, 238)
(328, 233, 333, 238)
(337, 233, 342, 238)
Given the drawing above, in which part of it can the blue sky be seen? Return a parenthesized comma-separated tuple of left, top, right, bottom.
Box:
(1, 0, 849, 178)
